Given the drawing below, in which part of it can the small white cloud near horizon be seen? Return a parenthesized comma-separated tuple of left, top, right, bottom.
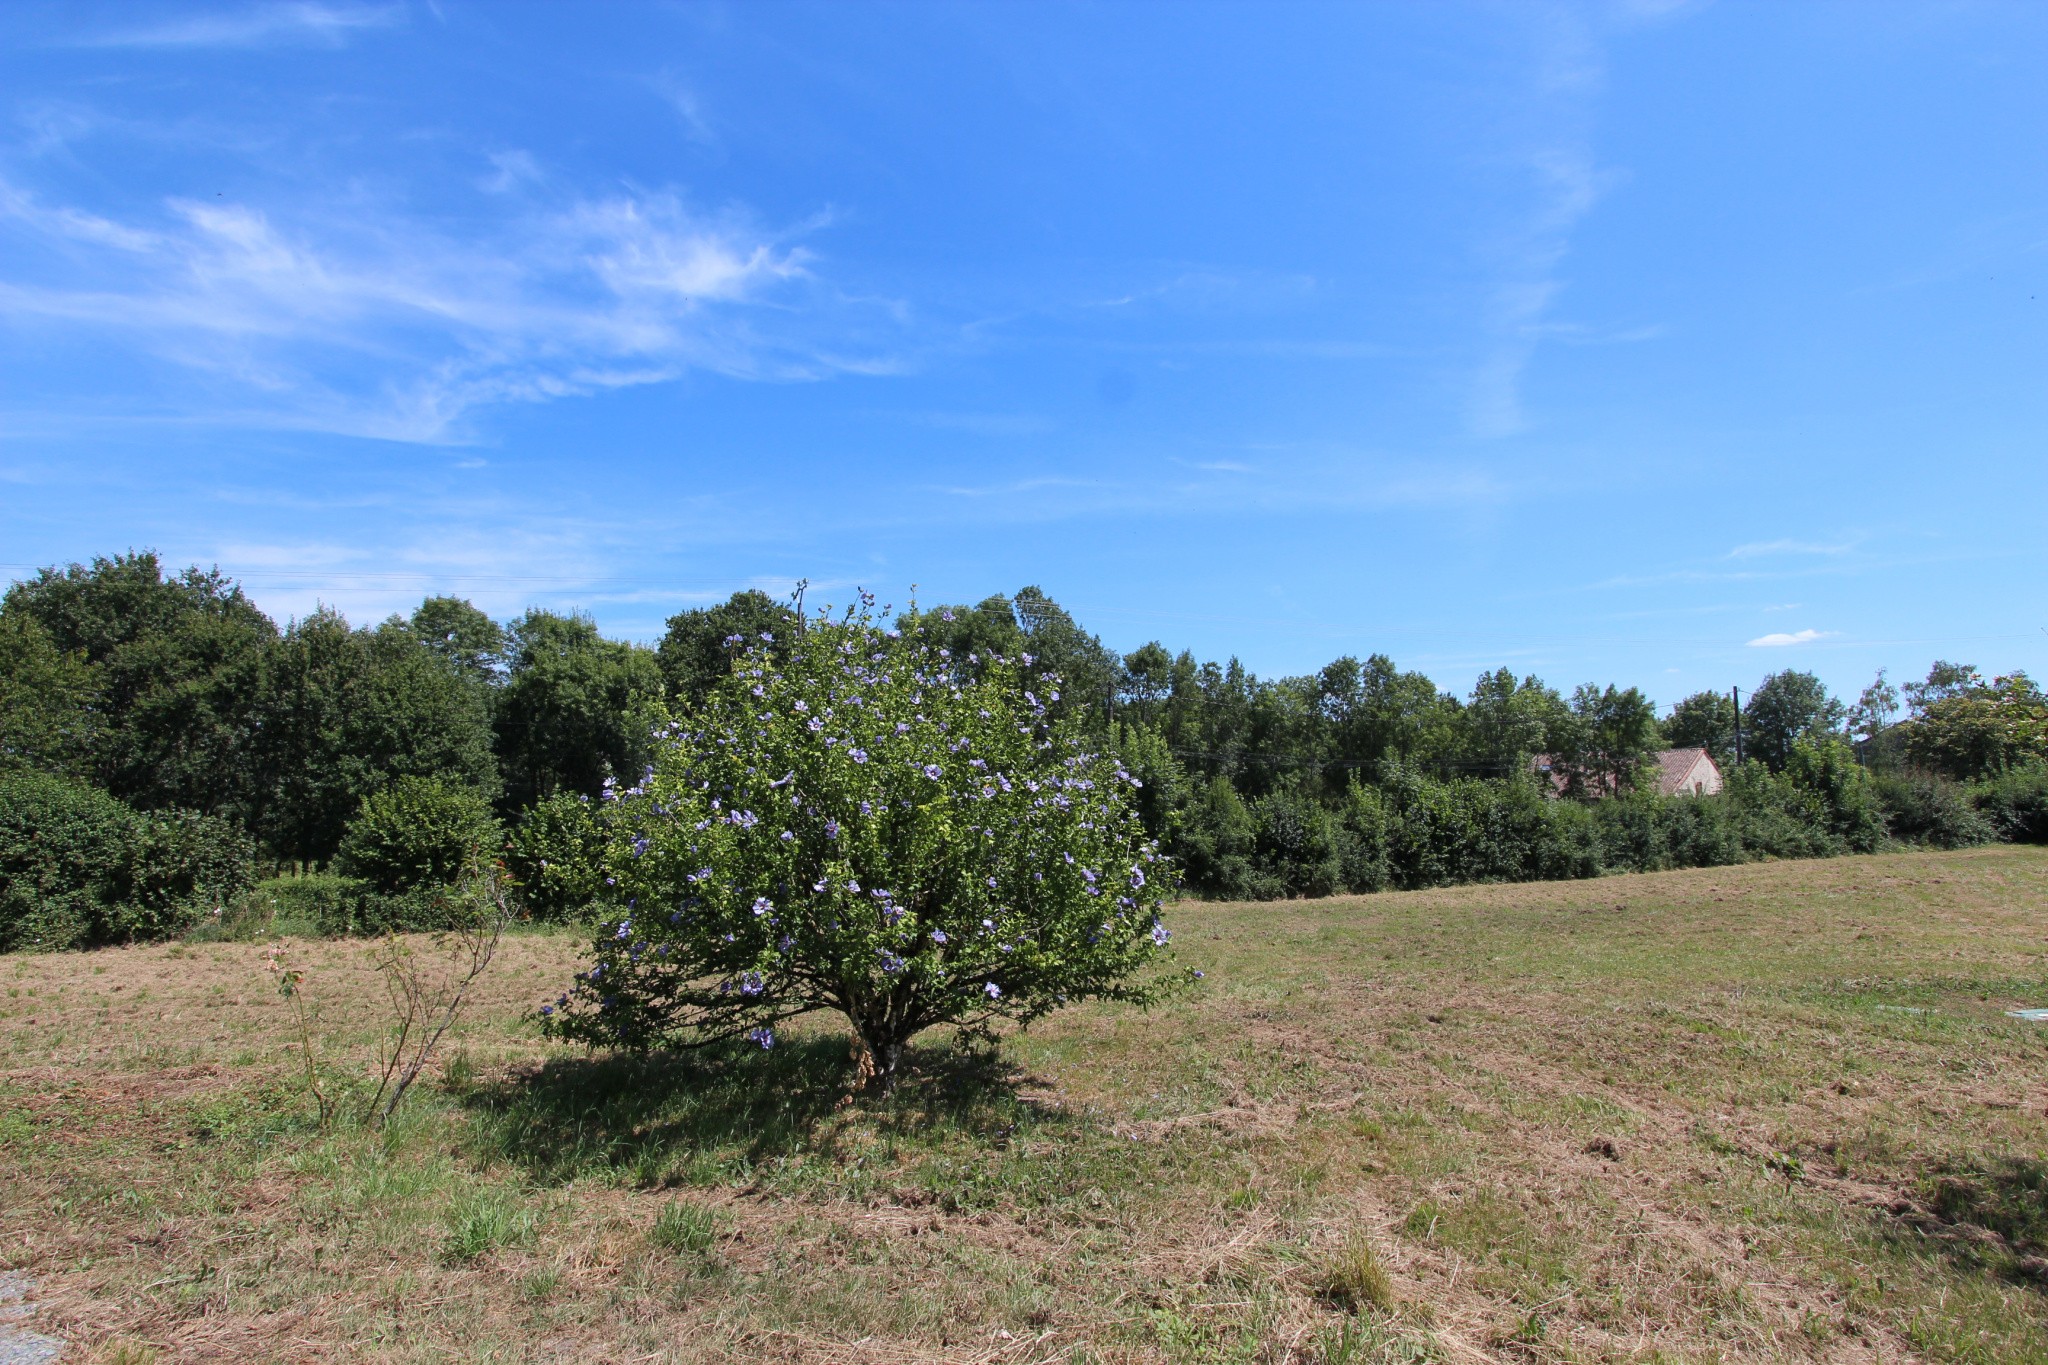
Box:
(1747, 628, 1835, 648)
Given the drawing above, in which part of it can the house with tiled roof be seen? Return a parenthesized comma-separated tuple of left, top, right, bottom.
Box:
(1532, 746, 1724, 798)
(1651, 746, 1723, 797)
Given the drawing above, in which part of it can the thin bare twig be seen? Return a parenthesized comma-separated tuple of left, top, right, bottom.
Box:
(367, 857, 512, 1128)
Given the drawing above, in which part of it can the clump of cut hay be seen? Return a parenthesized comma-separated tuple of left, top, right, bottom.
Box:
(1321, 1233, 1397, 1314)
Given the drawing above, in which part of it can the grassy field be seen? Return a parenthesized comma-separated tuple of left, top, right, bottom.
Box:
(4, 846, 2048, 1363)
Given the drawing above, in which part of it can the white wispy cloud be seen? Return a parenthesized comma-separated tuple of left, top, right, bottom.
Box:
(648, 74, 718, 147)
(73, 3, 401, 49)
(0, 174, 909, 441)
(1747, 628, 1835, 648)
(478, 150, 543, 195)
(1726, 538, 1855, 559)
(1468, 131, 1613, 434)
(920, 458, 1508, 524)
(1463, 5, 1687, 439)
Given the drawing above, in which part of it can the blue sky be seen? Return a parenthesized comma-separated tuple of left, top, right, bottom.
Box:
(2, 1, 2043, 708)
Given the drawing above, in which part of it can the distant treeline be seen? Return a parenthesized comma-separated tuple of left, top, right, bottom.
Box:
(2, 553, 2043, 948)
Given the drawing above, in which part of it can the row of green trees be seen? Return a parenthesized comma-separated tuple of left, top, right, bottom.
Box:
(2, 552, 2043, 948)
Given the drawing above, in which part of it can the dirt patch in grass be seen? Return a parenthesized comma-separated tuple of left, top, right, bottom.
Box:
(4, 846, 2048, 1361)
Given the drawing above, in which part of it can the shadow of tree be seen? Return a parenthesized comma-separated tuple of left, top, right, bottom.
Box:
(459, 1029, 1052, 1187)
(1889, 1155, 2048, 1290)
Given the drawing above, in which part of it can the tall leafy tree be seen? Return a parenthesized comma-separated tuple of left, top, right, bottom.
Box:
(1460, 668, 1567, 778)
(915, 595, 1027, 674)
(496, 609, 664, 808)
(1118, 641, 1176, 731)
(1011, 586, 1119, 729)
(2, 553, 275, 818)
(1555, 684, 1660, 798)
(1663, 689, 1739, 766)
(1904, 660, 1981, 716)
(1903, 672, 2048, 779)
(253, 611, 499, 863)
(407, 596, 506, 684)
(1157, 649, 1205, 756)
(1316, 654, 1457, 783)
(1743, 670, 1846, 772)
(656, 590, 800, 710)
(0, 612, 97, 777)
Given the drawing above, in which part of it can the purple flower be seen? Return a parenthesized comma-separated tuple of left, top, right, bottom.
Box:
(780, 830, 794, 842)
(859, 800, 872, 815)
(746, 1026, 776, 1049)
(850, 748, 868, 764)
(931, 928, 948, 944)
(824, 820, 840, 840)
(631, 836, 649, 858)
(752, 896, 773, 917)
(878, 950, 906, 974)
(923, 764, 943, 780)
(1151, 922, 1171, 946)
(984, 982, 1002, 999)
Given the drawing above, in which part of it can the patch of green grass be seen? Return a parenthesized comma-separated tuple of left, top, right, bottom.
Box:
(440, 1189, 538, 1264)
(649, 1199, 717, 1254)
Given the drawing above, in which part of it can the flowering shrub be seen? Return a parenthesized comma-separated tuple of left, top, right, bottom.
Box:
(543, 595, 1183, 1088)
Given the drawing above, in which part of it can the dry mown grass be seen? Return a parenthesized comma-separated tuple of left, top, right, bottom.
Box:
(4, 846, 2048, 1362)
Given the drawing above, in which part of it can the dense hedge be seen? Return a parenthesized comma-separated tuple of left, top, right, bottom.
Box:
(0, 771, 254, 950)
(503, 790, 610, 922)
(334, 775, 500, 896)
(1164, 743, 2032, 902)
(1975, 764, 2048, 844)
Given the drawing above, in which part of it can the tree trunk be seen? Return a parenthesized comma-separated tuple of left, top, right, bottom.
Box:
(852, 1028, 905, 1093)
